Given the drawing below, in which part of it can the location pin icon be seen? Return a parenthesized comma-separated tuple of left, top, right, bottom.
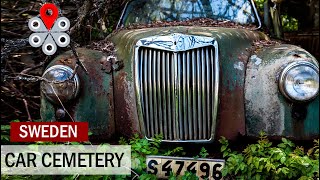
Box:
(40, 3, 59, 30)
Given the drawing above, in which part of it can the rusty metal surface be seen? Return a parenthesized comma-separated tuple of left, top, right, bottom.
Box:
(40, 48, 115, 139)
(113, 71, 141, 138)
(245, 44, 319, 139)
(216, 51, 251, 140)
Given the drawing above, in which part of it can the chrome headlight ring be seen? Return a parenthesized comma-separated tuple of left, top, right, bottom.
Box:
(41, 65, 80, 104)
(279, 61, 319, 102)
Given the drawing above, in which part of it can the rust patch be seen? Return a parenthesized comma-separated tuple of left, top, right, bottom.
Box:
(100, 55, 124, 74)
(216, 50, 250, 140)
(247, 40, 283, 54)
(216, 85, 246, 140)
(100, 56, 113, 74)
(113, 71, 141, 137)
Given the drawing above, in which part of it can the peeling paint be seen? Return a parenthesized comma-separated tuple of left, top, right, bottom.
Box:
(250, 54, 262, 66)
(234, 61, 244, 71)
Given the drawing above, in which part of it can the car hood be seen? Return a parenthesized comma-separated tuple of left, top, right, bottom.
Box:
(111, 26, 268, 62)
(110, 26, 268, 89)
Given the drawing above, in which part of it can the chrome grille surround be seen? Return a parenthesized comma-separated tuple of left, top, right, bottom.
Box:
(134, 33, 219, 142)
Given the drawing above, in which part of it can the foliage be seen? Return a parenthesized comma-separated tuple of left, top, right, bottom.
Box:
(1, 119, 20, 144)
(193, 147, 209, 159)
(219, 131, 319, 180)
(254, 0, 299, 32)
(162, 146, 185, 156)
(119, 133, 163, 174)
(199, 147, 209, 158)
(168, 171, 199, 180)
(254, 0, 266, 13)
(281, 15, 298, 32)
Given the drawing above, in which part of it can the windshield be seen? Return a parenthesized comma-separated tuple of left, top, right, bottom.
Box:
(121, 0, 259, 28)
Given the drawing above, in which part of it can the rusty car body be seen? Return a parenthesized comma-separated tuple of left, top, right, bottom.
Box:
(40, 0, 319, 142)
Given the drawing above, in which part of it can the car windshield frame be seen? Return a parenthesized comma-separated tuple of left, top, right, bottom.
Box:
(116, 0, 261, 29)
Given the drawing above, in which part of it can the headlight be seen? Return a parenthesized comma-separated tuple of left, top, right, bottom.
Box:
(279, 61, 319, 101)
(41, 65, 80, 104)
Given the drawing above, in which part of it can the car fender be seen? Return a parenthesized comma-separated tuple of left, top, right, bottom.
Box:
(40, 48, 115, 139)
(245, 44, 319, 139)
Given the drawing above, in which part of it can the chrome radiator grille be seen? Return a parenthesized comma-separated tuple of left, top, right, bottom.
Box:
(136, 45, 218, 141)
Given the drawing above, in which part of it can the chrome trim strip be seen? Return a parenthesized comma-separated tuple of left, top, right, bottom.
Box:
(250, 0, 262, 30)
(136, 33, 215, 52)
(146, 155, 225, 162)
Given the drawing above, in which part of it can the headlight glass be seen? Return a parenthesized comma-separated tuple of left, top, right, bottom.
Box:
(41, 65, 80, 104)
(279, 61, 319, 101)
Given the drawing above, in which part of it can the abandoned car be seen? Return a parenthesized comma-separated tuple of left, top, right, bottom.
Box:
(40, 0, 319, 143)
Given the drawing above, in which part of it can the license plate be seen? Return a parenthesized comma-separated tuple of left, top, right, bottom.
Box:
(146, 155, 225, 179)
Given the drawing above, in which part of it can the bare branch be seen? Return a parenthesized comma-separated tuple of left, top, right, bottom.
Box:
(22, 99, 32, 121)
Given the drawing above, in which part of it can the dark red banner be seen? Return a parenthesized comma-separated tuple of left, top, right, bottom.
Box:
(10, 122, 89, 142)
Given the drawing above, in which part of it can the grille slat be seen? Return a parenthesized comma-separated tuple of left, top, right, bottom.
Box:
(167, 52, 173, 140)
(143, 49, 150, 136)
(138, 46, 216, 141)
(201, 48, 207, 139)
(157, 50, 163, 135)
(162, 51, 168, 139)
(182, 52, 188, 140)
(152, 51, 158, 135)
(186, 51, 193, 139)
(206, 47, 212, 138)
(197, 49, 202, 140)
(172, 53, 177, 139)
(148, 49, 154, 137)
(211, 48, 215, 137)
(192, 49, 198, 140)
(177, 53, 183, 139)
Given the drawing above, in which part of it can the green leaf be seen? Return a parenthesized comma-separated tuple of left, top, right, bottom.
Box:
(1, 125, 11, 131)
(254, 160, 259, 169)
(221, 145, 227, 152)
(247, 156, 253, 164)
(223, 151, 229, 158)
(1, 135, 10, 142)
(255, 174, 261, 180)
(281, 167, 289, 175)
(282, 138, 288, 143)
(251, 146, 257, 152)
